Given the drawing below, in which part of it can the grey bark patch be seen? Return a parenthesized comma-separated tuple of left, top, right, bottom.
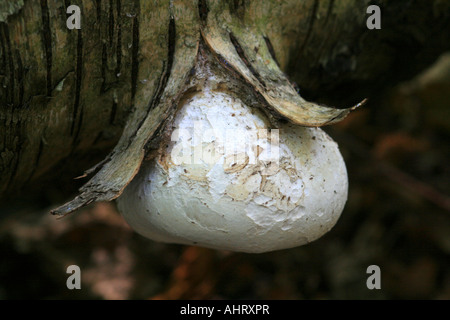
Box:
(0, 0, 24, 23)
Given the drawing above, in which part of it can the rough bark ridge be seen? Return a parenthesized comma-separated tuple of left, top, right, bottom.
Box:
(1, 0, 142, 199)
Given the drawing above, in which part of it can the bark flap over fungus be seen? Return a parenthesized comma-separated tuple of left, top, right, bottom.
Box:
(50, 1, 360, 217)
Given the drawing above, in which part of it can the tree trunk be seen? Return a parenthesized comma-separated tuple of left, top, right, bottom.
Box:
(1, 0, 449, 212)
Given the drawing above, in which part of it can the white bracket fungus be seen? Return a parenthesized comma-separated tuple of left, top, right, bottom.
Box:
(117, 78, 348, 253)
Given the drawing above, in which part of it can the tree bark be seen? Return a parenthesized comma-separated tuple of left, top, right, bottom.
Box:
(1, 0, 449, 212)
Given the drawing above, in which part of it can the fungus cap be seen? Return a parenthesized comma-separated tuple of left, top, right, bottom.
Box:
(117, 89, 348, 253)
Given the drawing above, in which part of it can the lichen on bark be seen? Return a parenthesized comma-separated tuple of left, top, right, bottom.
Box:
(0, 0, 24, 23)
